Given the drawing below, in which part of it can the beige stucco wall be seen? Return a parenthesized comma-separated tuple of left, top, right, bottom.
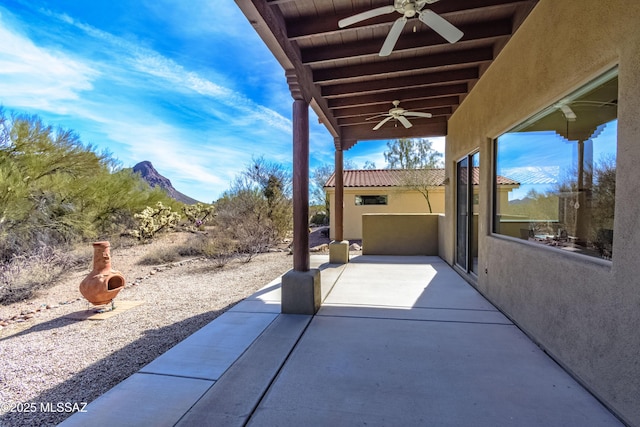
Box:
(445, 1, 640, 424)
(327, 187, 445, 240)
(362, 214, 439, 256)
(327, 185, 513, 241)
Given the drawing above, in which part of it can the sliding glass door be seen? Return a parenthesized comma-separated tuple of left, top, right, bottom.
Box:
(457, 152, 480, 275)
(456, 157, 468, 269)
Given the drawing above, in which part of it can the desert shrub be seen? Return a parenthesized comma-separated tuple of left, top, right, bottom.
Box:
(84, 168, 176, 237)
(310, 212, 327, 226)
(137, 245, 183, 266)
(206, 236, 238, 268)
(182, 203, 215, 232)
(130, 202, 182, 241)
(177, 239, 207, 257)
(176, 231, 240, 267)
(215, 188, 279, 253)
(212, 157, 292, 257)
(0, 246, 84, 305)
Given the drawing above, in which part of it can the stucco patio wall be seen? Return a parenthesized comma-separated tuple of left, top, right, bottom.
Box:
(445, 1, 640, 424)
(362, 213, 439, 256)
(327, 187, 445, 240)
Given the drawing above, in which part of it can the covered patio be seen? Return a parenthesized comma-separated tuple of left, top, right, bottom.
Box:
(230, 0, 539, 314)
(60, 254, 620, 426)
(221, 3, 640, 423)
(61, 0, 640, 424)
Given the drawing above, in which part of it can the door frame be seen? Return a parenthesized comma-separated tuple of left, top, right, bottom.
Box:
(456, 151, 480, 276)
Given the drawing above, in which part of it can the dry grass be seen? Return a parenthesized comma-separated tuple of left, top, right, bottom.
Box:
(137, 245, 185, 265)
(0, 246, 88, 305)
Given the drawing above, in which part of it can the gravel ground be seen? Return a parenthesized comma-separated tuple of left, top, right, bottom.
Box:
(0, 234, 293, 427)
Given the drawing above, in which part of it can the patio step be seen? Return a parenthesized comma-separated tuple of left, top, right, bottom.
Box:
(175, 313, 311, 427)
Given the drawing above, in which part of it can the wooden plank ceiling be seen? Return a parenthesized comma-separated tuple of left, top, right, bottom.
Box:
(235, 0, 538, 150)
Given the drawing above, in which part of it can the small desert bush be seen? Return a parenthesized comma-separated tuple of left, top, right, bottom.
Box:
(137, 245, 184, 266)
(176, 232, 240, 268)
(177, 243, 205, 257)
(198, 235, 239, 268)
(213, 238, 239, 268)
(0, 246, 84, 305)
(309, 212, 328, 226)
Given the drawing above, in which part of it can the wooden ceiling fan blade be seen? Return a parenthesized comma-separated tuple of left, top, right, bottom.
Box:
(339, 5, 396, 28)
(404, 111, 433, 118)
(419, 9, 463, 43)
(373, 116, 393, 130)
(398, 115, 413, 128)
(379, 17, 407, 56)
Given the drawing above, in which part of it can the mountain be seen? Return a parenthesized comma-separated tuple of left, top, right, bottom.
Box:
(132, 161, 200, 205)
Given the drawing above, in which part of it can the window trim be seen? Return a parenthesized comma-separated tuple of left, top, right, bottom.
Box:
(355, 195, 388, 206)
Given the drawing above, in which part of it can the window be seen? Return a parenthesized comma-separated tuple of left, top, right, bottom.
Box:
(494, 68, 617, 260)
(355, 195, 388, 205)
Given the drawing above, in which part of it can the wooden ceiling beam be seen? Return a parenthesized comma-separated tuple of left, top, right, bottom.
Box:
(314, 48, 493, 83)
(328, 83, 467, 109)
(332, 96, 460, 118)
(287, 0, 526, 39)
(322, 68, 478, 98)
(301, 20, 512, 65)
(265, 0, 294, 4)
(237, 0, 538, 149)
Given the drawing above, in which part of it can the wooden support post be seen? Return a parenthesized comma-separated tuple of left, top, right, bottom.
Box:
(334, 148, 344, 242)
(288, 71, 310, 272)
(282, 70, 320, 314)
(329, 145, 349, 264)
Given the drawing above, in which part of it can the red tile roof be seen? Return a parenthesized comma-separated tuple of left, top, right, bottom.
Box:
(324, 168, 519, 187)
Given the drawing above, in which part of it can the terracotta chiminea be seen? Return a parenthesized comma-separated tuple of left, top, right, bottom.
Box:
(79, 241, 126, 306)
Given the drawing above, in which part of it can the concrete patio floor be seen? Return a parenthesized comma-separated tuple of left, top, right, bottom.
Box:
(60, 255, 621, 427)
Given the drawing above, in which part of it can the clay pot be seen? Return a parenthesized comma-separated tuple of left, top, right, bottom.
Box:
(79, 241, 126, 306)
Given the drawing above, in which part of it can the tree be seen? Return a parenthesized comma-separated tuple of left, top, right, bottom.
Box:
(243, 156, 292, 239)
(590, 155, 616, 257)
(383, 138, 443, 169)
(244, 155, 292, 197)
(0, 110, 178, 259)
(0, 112, 105, 255)
(214, 157, 293, 255)
(383, 138, 443, 212)
(363, 160, 377, 170)
(310, 159, 356, 216)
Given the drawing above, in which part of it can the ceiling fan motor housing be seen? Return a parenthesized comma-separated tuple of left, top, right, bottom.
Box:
(395, 0, 418, 17)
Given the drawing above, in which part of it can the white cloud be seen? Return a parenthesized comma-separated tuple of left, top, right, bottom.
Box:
(58, 14, 294, 135)
(0, 12, 97, 111)
(0, 3, 308, 200)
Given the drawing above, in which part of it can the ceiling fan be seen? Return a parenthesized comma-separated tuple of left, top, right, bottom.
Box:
(338, 0, 464, 56)
(367, 100, 433, 130)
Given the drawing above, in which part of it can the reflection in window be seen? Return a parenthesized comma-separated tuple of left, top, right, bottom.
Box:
(355, 195, 388, 205)
(494, 68, 617, 260)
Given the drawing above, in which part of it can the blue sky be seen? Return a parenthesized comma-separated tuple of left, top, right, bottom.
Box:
(497, 120, 617, 200)
(0, 0, 442, 202)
